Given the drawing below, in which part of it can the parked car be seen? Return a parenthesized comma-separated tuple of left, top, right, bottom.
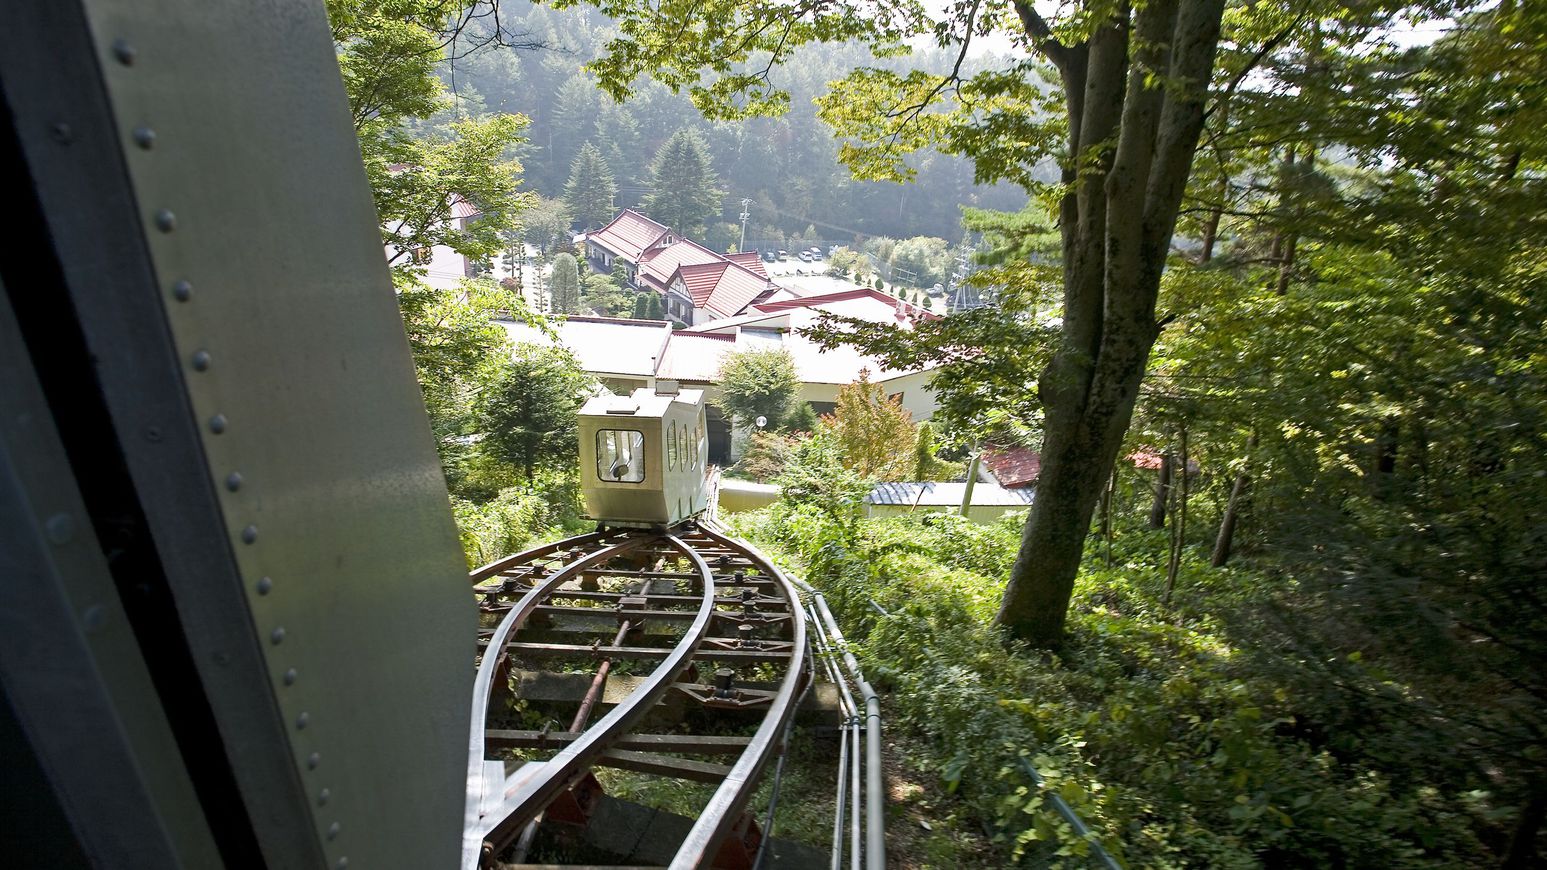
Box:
(761, 250, 776, 262)
(928, 283, 946, 297)
(797, 252, 812, 262)
(777, 250, 789, 261)
(808, 246, 823, 258)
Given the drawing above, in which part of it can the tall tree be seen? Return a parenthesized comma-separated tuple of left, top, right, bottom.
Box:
(828, 370, 916, 481)
(521, 195, 572, 256)
(641, 128, 724, 237)
(549, 252, 581, 314)
(483, 344, 591, 482)
(717, 347, 799, 431)
(329, 0, 532, 277)
(563, 141, 617, 230)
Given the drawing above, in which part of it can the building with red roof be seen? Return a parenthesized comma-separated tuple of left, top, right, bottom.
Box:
(583, 210, 779, 325)
(981, 445, 1042, 489)
(583, 209, 675, 285)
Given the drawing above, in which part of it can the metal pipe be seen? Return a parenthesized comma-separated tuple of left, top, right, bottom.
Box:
(1017, 757, 1122, 870)
(571, 620, 631, 731)
(705, 521, 883, 870)
(960, 453, 981, 517)
(807, 601, 854, 870)
(790, 579, 885, 870)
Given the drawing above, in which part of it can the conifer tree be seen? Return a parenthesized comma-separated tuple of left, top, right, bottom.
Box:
(642, 129, 723, 237)
(549, 253, 580, 314)
(564, 142, 617, 230)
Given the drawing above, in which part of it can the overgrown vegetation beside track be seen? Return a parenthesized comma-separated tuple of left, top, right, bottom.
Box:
(726, 497, 1497, 868)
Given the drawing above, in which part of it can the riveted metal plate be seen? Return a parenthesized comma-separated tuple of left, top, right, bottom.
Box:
(0, 283, 222, 868)
(42, 1, 476, 866)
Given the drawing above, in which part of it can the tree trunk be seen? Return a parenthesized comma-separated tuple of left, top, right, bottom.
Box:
(1210, 433, 1256, 567)
(1148, 451, 1173, 528)
(996, 0, 1227, 645)
(1164, 426, 1188, 605)
(1503, 778, 1546, 869)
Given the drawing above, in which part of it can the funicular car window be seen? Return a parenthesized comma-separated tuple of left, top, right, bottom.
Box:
(667, 421, 677, 471)
(597, 429, 645, 482)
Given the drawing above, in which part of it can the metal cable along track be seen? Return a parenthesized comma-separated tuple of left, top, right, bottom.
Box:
(461, 521, 883, 869)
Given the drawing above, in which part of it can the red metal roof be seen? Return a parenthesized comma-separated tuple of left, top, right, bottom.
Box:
(751, 286, 935, 321)
(726, 252, 768, 278)
(982, 445, 1042, 488)
(638, 240, 723, 293)
(676, 261, 730, 306)
(586, 209, 670, 262)
(702, 263, 773, 319)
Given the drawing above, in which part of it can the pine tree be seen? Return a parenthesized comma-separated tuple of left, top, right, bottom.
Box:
(641, 129, 723, 237)
(564, 142, 617, 230)
(550, 253, 580, 314)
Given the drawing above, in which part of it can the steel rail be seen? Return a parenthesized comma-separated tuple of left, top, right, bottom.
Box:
(468, 530, 611, 584)
(670, 525, 809, 870)
(462, 532, 652, 868)
(465, 534, 718, 867)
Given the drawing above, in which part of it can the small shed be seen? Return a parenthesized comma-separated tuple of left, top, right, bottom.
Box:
(865, 481, 1034, 523)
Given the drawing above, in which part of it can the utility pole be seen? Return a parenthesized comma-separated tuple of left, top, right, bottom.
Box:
(738, 198, 751, 252)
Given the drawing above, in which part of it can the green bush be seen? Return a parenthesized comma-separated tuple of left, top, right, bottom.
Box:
(726, 507, 1490, 867)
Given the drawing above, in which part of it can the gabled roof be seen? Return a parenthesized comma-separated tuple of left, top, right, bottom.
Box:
(672, 289, 936, 385)
(726, 252, 769, 278)
(982, 446, 1042, 488)
(638, 240, 723, 292)
(701, 262, 773, 319)
(677, 261, 731, 305)
(586, 209, 670, 262)
(750, 286, 933, 322)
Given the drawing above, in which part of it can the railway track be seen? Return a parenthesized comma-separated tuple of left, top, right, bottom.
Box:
(461, 522, 810, 869)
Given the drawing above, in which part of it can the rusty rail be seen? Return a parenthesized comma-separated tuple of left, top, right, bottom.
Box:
(460, 523, 811, 868)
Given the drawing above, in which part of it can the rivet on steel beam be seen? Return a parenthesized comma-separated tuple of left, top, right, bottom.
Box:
(307, 752, 320, 770)
(143, 426, 164, 443)
(270, 626, 285, 645)
(133, 126, 155, 149)
(334, 857, 348, 869)
(326, 822, 341, 841)
(50, 123, 74, 144)
(172, 280, 192, 301)
(209, 414, 228, 434)
(283, 668, 297, 686)
(296, 712, 310, 730)
(81, 605, 107, 634)
(317, 787, 330, 806)
(256, 576, 273, 595)
(226, 472, 243, 492)
(45, 513, 76, 544)
(154, 209, 176, 232)
(112, 39, 136, 65)
(241, 525, 258, 544)
(191, 350, 211, 371)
